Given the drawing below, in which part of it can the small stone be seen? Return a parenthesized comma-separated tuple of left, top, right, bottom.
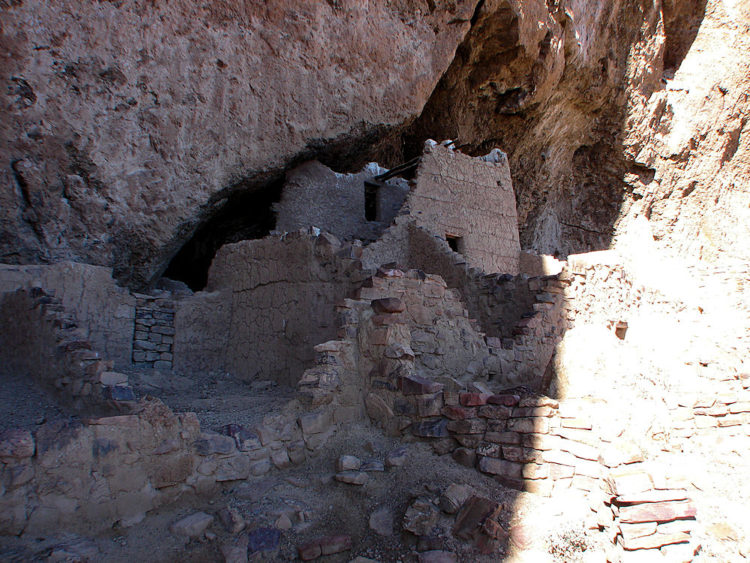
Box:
(452, 496, 501, 540)
(194, 433, 237, 456)
(369, 507, 393, 536)
(221, 534, 249, 563)
(401, 374, 444, 395)
(360, 459, 385, 472)
(403, 498, 439, 536)
(385, 447, 408, 468)
(412, 418, 449, 438)
(459, 392, 492, 407)
(102, 385, 136, 401)
(335, 471, 368, 485)
(320, 535, 352, 556)
(276, 513, 293, 531)
(170, 512, 214, 538)
(371, 297, 406, 313)
(439, 484, 473, 514)
(337, 455, 362, 471)
(218, 507, 245, 534)
(99, 371, 128, 386)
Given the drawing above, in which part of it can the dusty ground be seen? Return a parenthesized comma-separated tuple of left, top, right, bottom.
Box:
(0, 369, 72, 432)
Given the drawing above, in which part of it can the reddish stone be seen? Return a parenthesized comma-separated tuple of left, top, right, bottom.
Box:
(459, 392, 492, 407)
(319, 535, 352, 556)
(620, 531, 691, 550)
(618, 501, 697, 524)
(453, 496, 502, 540)
(484, 431, 518, 445)
(481, 517, 509, 541)
(297, 542, 322, 560)
(441, 405, 477, 420)
(487, 394, 520, 407)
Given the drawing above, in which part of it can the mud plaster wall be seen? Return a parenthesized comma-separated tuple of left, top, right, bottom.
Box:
(409, 145, 520, 275)
(0, 262, 134, 367)
(175, 231, 369, 385)
(274, 161, 409, 243)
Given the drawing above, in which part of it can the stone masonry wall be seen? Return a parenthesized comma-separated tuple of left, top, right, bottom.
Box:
(408, 144, 520, 275)
(0, 262, 135, 368)
(275, 161, 409, 243)
(175, 230, 370, 385)
(132, 292, 175, 370)
(0, 394, 339, 537)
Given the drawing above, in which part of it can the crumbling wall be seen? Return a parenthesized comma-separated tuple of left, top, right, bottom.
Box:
(175, 230, 369, 385)
(0, 394, 337, 536)
(408, 144, 520, 275)
(0, 286, 137, 410)
(0, 262, 134, 367)
(274, 161, 409, 243)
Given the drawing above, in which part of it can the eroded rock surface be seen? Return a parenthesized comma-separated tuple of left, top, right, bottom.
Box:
(0, 1, 479, 286)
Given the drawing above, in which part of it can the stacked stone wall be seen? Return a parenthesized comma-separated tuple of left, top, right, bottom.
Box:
(132, 293, 175, 370)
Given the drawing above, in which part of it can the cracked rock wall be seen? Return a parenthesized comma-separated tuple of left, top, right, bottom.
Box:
(0, 0, 479, 287)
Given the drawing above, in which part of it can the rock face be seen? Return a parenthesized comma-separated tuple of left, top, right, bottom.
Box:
(0, 1, 478, 286)
(405, 0, 750, 267)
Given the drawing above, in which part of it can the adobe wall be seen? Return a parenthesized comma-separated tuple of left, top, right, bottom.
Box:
(275, 161, 409, 243)
(409, 144, 521, 275)
(0, 262, 135, 368)
(175, 230, 370, 385)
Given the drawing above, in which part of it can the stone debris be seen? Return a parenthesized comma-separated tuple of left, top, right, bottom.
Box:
(218, 506, 245, 534)
(298, 535, 353, 560)
(169, 511, 214, 539)
(335, 471, 368, 485)
(403, 497, 439, 537)
(275, 513, 293, 531)
(360, 459, 385, 472)
(337, 455, 362, 472)
(439, 484, 473, 514)
(385, 447, 408, 468)
(369, 507, 394, 536)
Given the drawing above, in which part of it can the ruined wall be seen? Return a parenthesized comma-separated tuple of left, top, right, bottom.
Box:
(275, 161, 409, 243)
(408, 144, 520, 274)
(0, 286, 137, 410)
(175, 231, 369, 385)
(0, 262, 134, 367)
(0, 394, 339, 537)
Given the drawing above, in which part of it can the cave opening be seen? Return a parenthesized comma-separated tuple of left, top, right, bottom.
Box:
(163, 179, 283, 292)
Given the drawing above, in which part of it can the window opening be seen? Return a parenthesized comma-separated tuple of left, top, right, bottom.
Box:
(364, 180, 380, 221)
(446, 234, 463, 253)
